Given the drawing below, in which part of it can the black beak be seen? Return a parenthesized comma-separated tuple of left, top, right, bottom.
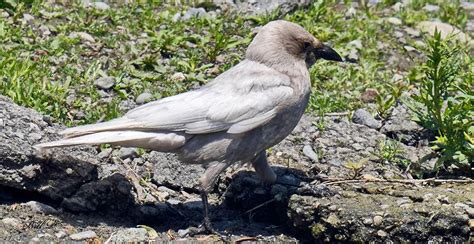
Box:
(314, 44, 343, 62)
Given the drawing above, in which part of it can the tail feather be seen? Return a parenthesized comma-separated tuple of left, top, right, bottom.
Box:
(34, 131, 188, 152)
(60, 118, 140, 138)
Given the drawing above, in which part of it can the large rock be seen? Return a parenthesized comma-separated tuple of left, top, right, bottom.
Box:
(0, 96, 98, 201)
(417, 21, 472, 43)
(288, 182, 474, 242)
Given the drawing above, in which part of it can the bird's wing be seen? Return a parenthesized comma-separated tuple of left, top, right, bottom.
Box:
(61, 60, 293, 137)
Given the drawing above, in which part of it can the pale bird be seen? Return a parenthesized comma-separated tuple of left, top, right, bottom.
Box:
(35, 20, 343, 234)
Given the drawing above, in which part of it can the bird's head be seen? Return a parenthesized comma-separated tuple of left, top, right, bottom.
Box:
(246, 20, 342, 67)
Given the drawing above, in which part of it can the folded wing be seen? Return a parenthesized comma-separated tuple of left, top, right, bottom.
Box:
(59, 60, 293, 139)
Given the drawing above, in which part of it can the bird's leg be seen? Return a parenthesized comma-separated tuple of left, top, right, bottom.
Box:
(200, 188, 215, 234)
(251, 151, 277, 184)
(183, 161, 230, 237)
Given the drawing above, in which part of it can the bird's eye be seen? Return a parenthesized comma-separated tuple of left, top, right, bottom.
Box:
(303, 42, 312, 49)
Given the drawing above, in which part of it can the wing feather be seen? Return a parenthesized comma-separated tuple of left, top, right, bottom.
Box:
(61, 60, 293, 137)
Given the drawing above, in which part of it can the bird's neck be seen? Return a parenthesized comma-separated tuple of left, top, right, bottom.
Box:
(270, 59, 311, 95)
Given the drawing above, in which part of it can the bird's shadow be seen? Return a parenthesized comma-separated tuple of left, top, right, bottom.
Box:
(1, 159, 309, 239)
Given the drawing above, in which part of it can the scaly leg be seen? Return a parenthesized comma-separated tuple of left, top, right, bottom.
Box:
(183, 161, 230, 236)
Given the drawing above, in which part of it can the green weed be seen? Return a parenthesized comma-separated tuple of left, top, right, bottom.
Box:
(405, 30, 473, 169)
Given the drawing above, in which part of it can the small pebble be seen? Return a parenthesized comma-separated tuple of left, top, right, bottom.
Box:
(377, 230, 388, 237)
(170, 72, 186, 82)
(386, 17, 402, 25)
(363, 217, 373, 225)
(119, 147, 138, 159)
(302, 145, 318, 162)
(178, 228, 190, 237)
(373, 215, 383, 226)
(69, 31, 95, 43)
(94, 77, 115, 90)
(22, 14, 35, 24)
(55, 231, 67, 239)
(352, 109, 381, 129)
(136, 92, 153, 104)
(69, 230, 97, 241)
(166, 199, 181, 206)
(91, 2, 110, 10)
(182, 7, 207, 21)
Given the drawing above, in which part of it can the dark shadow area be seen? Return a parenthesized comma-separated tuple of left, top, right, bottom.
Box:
(0, 161, 313, 242)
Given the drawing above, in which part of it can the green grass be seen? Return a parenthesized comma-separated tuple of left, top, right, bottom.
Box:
(0, 0, 471, 128)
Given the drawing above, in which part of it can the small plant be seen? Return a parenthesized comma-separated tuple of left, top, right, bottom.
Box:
(375, 82, 409, 119)
(405, 30, 473, 170)
(373, 139, 410, 170)
(344, 158, 368, 179)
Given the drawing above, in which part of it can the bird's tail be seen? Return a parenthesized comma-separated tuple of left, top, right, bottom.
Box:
(34, 131, 187, 152)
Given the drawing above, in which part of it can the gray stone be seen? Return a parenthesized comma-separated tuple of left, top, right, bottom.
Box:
(136, 92, 153, 104)
(182, 8, 207, 20)
(1, 11, 9, 18)
(404, 27, 420, 37)
(380, 104, 432, 146)
(346, 49, 359, 62)
(55, 231, 67, 239)
(385, 17, 402, 25)
(22, 14, 35, 24)
(170, 72, 186, 82)
(109, 228, 148, 242)
(462, 2, 474, 15)
(94, 76, 115, 90)
(0, 96, 98, 201)
(172, 12, 181, 22)
(423, 4, 440, 12)
(178, 228, 190, 237)
(119, 147, 138, 159)
(377, 230, 388, 237)
(348, 39, 362, 50)
(392, 2, 403, 11)
(373, 215, 383, 226)
(69, 230, 97, 241)
(69, 31, 95, 43)
(345, 7, 356, 17)
(302, 145, 318, 162)
(91, 2, 110, 10)
(417, 21, 471, 43)
(22, 201, 58, 214)
(97, 148, 112, 159)
(352, 109, 381, 129)
(404, 45, 417, 52)
(166, 199, 181, 206)
(38, 25, 51, 37)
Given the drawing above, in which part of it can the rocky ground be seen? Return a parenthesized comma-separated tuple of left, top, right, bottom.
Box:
(1, 0, 473, 243)
(1, 92, 473, 242)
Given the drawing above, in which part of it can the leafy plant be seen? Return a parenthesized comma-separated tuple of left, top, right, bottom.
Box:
(374, 139, 408, 167)
(344, 158, 368, 179)
(375, 82, 409, 119)
(405, 30, 473, 169)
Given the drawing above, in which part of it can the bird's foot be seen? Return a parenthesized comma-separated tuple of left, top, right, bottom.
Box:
(179, 217, 224, 238)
